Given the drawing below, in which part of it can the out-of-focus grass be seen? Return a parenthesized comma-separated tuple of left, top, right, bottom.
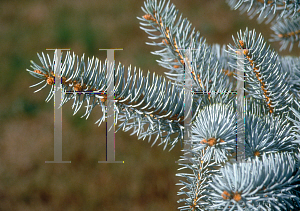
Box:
(0, 0, 298, 210)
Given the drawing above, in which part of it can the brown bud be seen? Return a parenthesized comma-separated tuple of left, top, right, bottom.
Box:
(73, 83, 83, 92)
(46, 77, 54, 85)
(101, 96, 107, 102)
(254, 150, 260, 157)
(143, 14, 155, 22)
(233, 192, 242, 202)
(239, 40, 244, 48)
(207, 137, 217, 146)
(222, 191, 231, 200)
(200, 139, 207, 144)
(34, 70, 42, 74)
(61, 76, 67, 84)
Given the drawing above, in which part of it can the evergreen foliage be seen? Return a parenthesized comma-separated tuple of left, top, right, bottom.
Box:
(226, 0, 300, 51)
(27, 0, 300, 210)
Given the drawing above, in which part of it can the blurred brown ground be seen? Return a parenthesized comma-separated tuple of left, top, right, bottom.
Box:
(0, 0, 298, 210)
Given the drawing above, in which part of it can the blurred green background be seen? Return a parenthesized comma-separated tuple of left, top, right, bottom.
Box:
(0, 0, 298, 210)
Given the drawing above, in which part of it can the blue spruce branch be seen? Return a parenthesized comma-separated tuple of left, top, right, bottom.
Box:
(190, 103, 239, 164)
(27, 51, 205, 151)
(244, 113, 297, 158)
(226, 0, 300, 23)
(26, 0, 300, 210)
(207, 152, 300, 210)
(270, 16, 300, 51)
(226, 0, 300, 51)
(228, 28, 294, 115)
(138, 0, 233, 94)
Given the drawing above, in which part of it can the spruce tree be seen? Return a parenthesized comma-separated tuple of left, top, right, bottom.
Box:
(27, 0, 300, 210)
